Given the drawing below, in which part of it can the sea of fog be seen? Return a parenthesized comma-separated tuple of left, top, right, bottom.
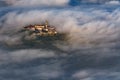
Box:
(0, 0, 120, 80)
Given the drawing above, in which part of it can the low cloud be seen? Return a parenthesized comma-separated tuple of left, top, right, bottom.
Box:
(0, 49, 56, 64)
(0, 57, 63, 80)
(105, 1, 120, 5)
(4, 0, 69, 7)
(0, 7, 120, 49)
(73, 70, 120, 80)
(0, 2, 120, 68)
(0, 1, 120, 80)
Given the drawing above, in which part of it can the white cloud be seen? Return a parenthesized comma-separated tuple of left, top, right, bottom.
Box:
(0, 55, 63, 79)
(4, 0, 69, 6)
(72, 70, 90, 79)
(0, 49, 56, 64)
(10, 49, 55, 61)
(105, 1, 120, 5)
(73, 70, 120, 80)
(0, 1, 120, 80)
(0, 8, 120, 50)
